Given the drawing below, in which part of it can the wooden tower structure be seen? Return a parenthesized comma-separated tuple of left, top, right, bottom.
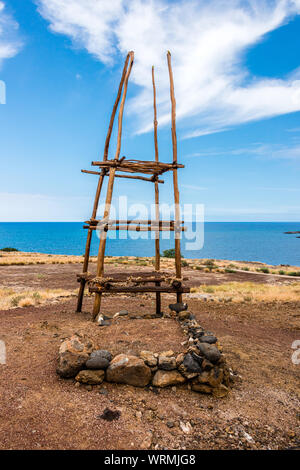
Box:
(76, 51, 190, 319)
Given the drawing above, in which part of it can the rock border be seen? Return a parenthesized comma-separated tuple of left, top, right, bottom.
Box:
(57, 303, 234, 397)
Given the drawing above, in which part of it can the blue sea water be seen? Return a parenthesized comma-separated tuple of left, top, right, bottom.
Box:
(0, 222, 299, 266)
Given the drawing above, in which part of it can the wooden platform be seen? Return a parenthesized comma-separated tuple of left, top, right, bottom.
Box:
(77, 270, 190, 294)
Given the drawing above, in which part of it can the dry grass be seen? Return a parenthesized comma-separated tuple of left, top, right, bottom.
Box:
(0, 252, 299, 276)
(190, 281, 300, 303)
(0, 252, 96, 266)
(0, 287, 77, 310)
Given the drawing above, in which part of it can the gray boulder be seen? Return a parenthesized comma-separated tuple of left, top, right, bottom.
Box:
(169, 302, 188, 313)
(86, 350, 112, 369)
(197, 342, 221, 364)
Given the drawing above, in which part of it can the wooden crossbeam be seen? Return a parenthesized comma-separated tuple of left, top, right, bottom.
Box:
(85, 219, 184, 226)
(91, 159, 184, 175)
(83, 225, 186, 232)
(89, 285, 190, 294)
(77, 272, 186, 284)
(81, 169, 165, 184)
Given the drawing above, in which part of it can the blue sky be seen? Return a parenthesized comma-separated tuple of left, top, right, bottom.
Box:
(0, 0, 300, 222)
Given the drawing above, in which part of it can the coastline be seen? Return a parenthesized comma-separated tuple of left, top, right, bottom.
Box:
(1, 251, 300, 274)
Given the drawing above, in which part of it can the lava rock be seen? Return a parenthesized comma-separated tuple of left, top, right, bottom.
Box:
(86, 350, 112, 369)
(152, 370, 186, 387)
(199, 335, 217, 344)
(197, 367, 224, 387)
(178, 311, 191, 321)
(99, 320, 111, 327)
(56, 334, 94, 378)
(191, 351, 204, 365)
(197, 342, 221, 364)
(176, 353, 185, 366)
(183, 353, 202, 373)
(158, 355, 176, 371)
(106, 354, 151, 387)
(191, 383, 213, 394)
(168, 302, 188, 313)
(75, 369, 105, 385)
(188, 327, 204, 339)
(201, 359, 214, 371)
(212, 384, 229, 398)
(140, 350, 157, 367)
(118, 309, 128, 316)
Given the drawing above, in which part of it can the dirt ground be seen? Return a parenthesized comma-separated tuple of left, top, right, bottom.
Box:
(0, 262, 299, 450)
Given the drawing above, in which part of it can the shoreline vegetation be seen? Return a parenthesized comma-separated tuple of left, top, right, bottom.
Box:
(0, 251, 299, 310)
(1, 249, 299, 276)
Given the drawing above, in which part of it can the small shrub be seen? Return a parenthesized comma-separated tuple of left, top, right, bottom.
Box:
(162, 249, 176, 258)
(181, 260, 189, 267)
(225, 268, 236, 273)
(137, 261, 148, 266)
(19, 297, 35, 308)
(203, 259, 215, 266)
(288, 271, 300, 277)
(257, 268, 270, 274)
(11, 295, 24, 307)
(0, 247, 19, 252)
(203, 286, 215, 294)
(278, 270, 286, 275)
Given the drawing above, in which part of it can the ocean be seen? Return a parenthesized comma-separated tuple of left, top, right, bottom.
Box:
(0, 222, 299, 266)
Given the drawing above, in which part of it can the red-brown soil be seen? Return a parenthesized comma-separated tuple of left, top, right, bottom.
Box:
(0, 263, 299, 450)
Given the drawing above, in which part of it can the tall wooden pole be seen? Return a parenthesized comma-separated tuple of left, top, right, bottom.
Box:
(152, 66, 161, 315)
(92, 51, 134, 318)
(167, 51, 182, 303)
(76, 53, 131, 312)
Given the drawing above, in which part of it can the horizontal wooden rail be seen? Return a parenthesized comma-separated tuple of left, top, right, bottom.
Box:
(86, 219, 184, 226)
(91, 159, 184, 175)
(81, 169, 164, 184)
(83, 225, 186, 232)
(89, 285, 190, 293)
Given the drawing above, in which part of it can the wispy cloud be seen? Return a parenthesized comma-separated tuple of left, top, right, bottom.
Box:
(257, 187, 300, 191)
(0, 2, 21, 67)
(36, 0, 300, 137)
(185, 142, 300, 160)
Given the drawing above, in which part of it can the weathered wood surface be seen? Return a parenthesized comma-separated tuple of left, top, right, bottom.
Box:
(76, 53, 131, 313)
(93, 51, 135, 318)
(167, 51, 182, 303)
(78, 50, 188, 317)
(86, 219, 183, 226)
(152, 65, 161, 315)
(77, 271, 187, 284)
(81, 169, 165, 183)
(91, 159, 184, 175)
(89, 285, 190, 294)
(83, 225, 186, 232)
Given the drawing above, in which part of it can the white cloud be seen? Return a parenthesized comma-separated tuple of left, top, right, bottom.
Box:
(36, 0, 300, 137)
(0, 1, 21, 67)
(186, 142, 300, 160)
